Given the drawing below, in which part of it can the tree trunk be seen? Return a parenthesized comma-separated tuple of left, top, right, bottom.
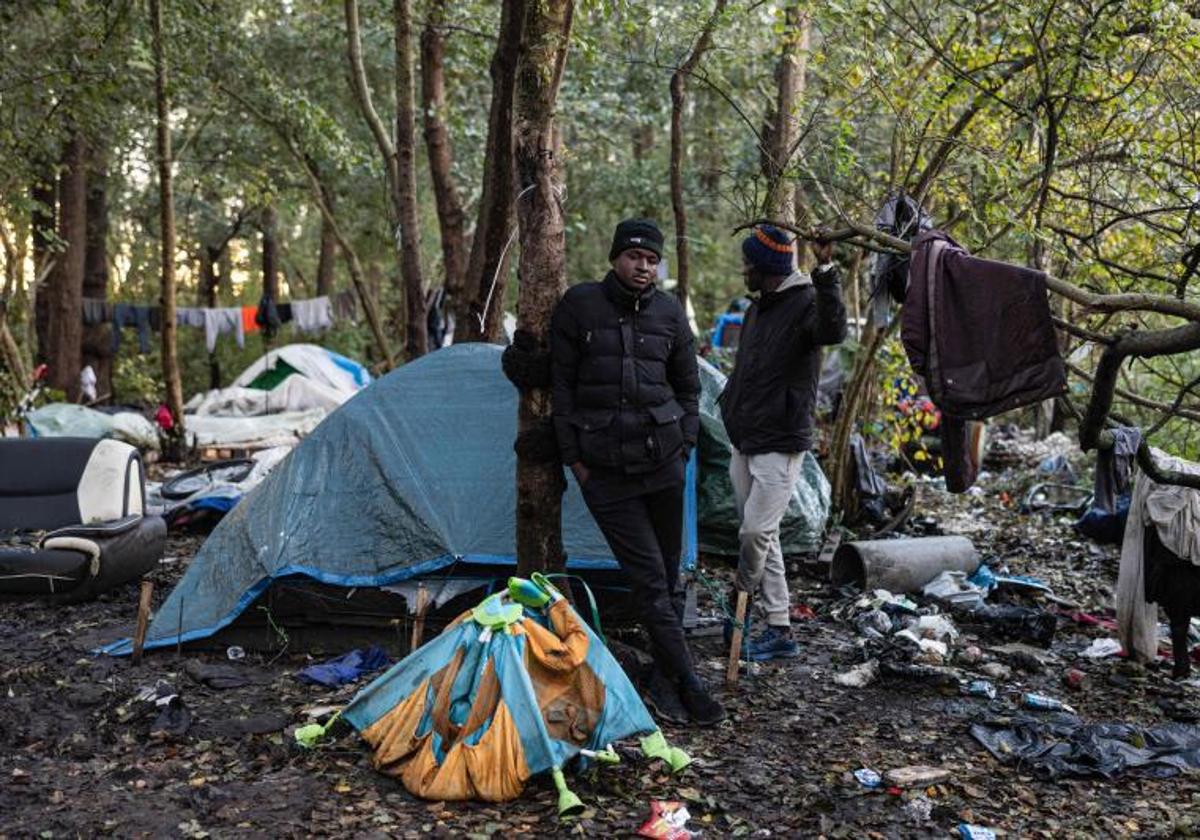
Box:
(421, 0, 468, 306)
(199, 244, 222, 388)
(760, 4, 809, 225)
(670, 0, 726, 308)
(513, 0, 573, 576)
(151, 0, 185, 444)
(30, 159, 56, 366)
(82, 143, 112, 402)
(315, 187, 337, 297)
(456, 0, 524, 343)
(47, 132, 87, 401)
(393, 0, 428, 359)
(260, 205, 280, 302)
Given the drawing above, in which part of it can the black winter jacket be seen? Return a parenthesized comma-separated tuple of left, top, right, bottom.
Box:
(551, 272, 700, 474)
(719, 266, 848, 454)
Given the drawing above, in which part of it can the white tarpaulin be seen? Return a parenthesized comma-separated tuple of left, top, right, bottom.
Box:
(26, 403, 160, 450)
(184, 409, 327, 449)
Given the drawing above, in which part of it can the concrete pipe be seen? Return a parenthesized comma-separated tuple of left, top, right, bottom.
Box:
(830, 536, 980, 594)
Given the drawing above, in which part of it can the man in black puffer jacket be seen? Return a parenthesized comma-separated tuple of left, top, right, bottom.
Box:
(551, 218, 726, 727)
(720, 224, 847, 662)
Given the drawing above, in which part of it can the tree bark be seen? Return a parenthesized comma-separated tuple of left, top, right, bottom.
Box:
(47, 131, 87, 401)
(30, 158, 56, 366)
(759, 4, 809, 225)
(456, 0, 524, 343)
(421, 0, 468, 305)
(394, 0, 428, 358)
(512, 0, 573, 576)
(151, 0, 185, 443)
(260, 204, 280, 302)
(669, 0, 725, 308)
(315, 186, 337, 297)
(82, 143, 112, 401)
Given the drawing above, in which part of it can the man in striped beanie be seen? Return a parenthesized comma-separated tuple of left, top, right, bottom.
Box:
(719, 224, 848, 660)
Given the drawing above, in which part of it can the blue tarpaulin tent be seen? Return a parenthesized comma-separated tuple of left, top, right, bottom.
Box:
(105, 344, 697, 654)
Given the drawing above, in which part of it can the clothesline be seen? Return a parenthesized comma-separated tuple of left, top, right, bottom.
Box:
(81, 290, 358, 354)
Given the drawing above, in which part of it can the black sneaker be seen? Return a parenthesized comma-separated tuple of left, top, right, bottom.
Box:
(678, 678, 726, 727)
(643, 670, 689, 725)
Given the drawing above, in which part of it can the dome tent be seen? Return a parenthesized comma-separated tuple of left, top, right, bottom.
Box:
(104, 344, 697, 655)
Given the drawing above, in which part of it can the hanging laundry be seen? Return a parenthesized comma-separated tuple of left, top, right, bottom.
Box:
(276, 302, 293, 323)
(202, 307, 244, 353)
(291, 295, 333, 332)
(902, 230, 1066, 492)
(1115, 449, 1200, 662)
(241, 305, 260, 336)
(255, 295, 281, 338)
(331, 290, 357, 323)
(111, 304, 155, 354)
(177, 307, 205, 330)
(81, 298, 110, 326)
(1076, 426, 1142, 544)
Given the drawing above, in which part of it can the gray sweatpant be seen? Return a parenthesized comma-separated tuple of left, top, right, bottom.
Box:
(730, 449, 801, 627)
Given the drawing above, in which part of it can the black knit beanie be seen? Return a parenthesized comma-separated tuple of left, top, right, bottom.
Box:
(609, 218, 664, 260)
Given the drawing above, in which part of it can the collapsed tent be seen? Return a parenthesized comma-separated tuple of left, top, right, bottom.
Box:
(340, 578, 688, 812)
(182, 344, 371, 449)
(696, 357, 831, 555)
(104, 344, 698, 654)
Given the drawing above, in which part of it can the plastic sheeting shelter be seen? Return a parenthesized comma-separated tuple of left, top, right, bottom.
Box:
(105, 344, 697, 654)
(696, 357, 831, 555)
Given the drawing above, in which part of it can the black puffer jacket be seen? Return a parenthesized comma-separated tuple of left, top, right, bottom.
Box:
(719, 266, 848, 454)
(551, 272, 699, 474)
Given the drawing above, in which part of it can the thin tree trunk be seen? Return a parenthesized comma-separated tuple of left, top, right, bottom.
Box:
(456, 0, 524, 343)
(421, 0, 467, 303)
(82, 143, 112, 402)
(260, 205, 280, 302)
(47, 132, 86, 401)
(513, 0, 573, 576)
(315, 187, 337, 297)
(151, 0, 185, 443)
(30, 160, 56, 366)
(760, 4, 809, 225)
(670, 0, 725, 308)
(394, 0, 428, 358)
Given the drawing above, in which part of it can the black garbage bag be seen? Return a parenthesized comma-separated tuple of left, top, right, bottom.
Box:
(970, 712, 1200, 780)
(958, 603, 1057, 647)
(870, 192, 932, 304)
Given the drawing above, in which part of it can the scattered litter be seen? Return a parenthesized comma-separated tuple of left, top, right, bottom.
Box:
(296, 646, 390, 688)
(917, 614, 960, 643)
(902, 795, 933, 824)
(853, 768, 882, 789)
(834, 660, 879, 688)
(1062, 668, 1086, 692)
(1021, 692, 1076, 714)
(884, 765, 951, 788)
(923, 570, 985, 607)
(965, 680, 997, 700)
(1081, 638, 1123, 659)
(184, 659, 253, 690)
(637, 800, 696, 839)
(855, 609, 893, 639)
(958, 645, 984, 665)
(226, 646, 246, 661)
(791, 604, 816, 621)
(979, 662, 1012, 681)
(958, 824, 998, 840)
(962, 604, 1057, 647)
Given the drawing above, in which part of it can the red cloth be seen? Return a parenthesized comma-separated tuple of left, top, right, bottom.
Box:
(242, 306, 260, 335)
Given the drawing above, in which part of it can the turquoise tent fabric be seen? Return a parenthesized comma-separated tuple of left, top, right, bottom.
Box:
(104, 344, 696, 655)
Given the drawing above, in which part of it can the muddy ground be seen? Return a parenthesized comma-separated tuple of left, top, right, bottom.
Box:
(3, 440, 1200, 838)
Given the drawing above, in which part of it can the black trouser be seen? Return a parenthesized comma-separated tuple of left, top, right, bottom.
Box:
(582, 479, 695, 684)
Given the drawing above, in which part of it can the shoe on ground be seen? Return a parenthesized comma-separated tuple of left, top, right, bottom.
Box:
(678, 678, 727, 727)
(746, 625, 800, 662)
(643, 670, 689, 725)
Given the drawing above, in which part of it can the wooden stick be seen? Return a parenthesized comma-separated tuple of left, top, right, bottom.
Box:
(726, 590, 748, 687)
(132, 581, 155, 664)
(410, 584, 431, 651)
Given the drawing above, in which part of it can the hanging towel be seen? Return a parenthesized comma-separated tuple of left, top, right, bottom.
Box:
(81, 298, 110, 326)
(177, 307, 206, 329)
(203, 307, 244, 353)
(291, 296, 334, 332)
(111, 304, 154, 354)
(241, 305, 260, 336)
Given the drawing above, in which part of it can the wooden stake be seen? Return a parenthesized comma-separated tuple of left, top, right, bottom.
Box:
(410, 584, 431, 651)
(726, 590, 748, 686)
(132, 580, 155, 664)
